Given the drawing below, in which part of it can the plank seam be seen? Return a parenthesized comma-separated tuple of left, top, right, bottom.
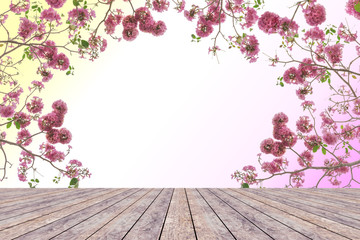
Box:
(230, 189, 352, 240)
(158, 188, 175, 240)
(196, 189, 237, 240)
(184, 188, 198, 240)
(121, 188, 164, 240)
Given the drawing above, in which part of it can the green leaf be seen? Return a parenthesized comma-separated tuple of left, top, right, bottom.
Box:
(6, 122, 12, 128)
(28, 182, 32, 188)
(73, 0, 80, 6)
(280, 82, 284, 87)
(345, 148, 349, 154)
(70, 178, 78, 186)
(81, 40, 89, 48)
(313, 145, 320, 153)
(241, 183, 249, 188)
(35, 179, 39, 183)
(15, 121, 20, 129)
(66, 71, 71, 75)
(348, 145, 353, 150)
(355, 3, 360, 13)
(322, 147, 326, 155)
(191, 34, 196, 39)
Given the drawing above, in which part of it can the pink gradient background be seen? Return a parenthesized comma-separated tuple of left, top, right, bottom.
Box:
(2, 0, 360, 188)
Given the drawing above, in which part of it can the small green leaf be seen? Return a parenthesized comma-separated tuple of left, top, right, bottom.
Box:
(28, 182, 32, 188)
(191, 34, 196, 39)
(6, 122, 12, 128)
(66, 71, 71, 75)
(345, 148, 349, 154)
(73, 0, 80, 6)
(81, 40, 89, 48)
(15, 121, 20, 129)
(322, 147, 326, 155)
(70, 177, 78, 186)
(348, 145, 353, 150)
(355, 3, 360, 13)
(313, 145, 320, 153)
(340, 125, 344, 129)
(241, 183, 249, 188)
(35, 179, 39, 183)
(280, 82, 284, 87)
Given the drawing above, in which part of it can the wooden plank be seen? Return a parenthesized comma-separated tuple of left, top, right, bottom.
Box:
(203, 188, 308, 239)
(51, 188, 153, 239)
(0, 189, 114, 234)
(0, 189, 61, 201)
(269, 188, 360, 220)
(88, 188, 162, 239)
(0, 188, 68, 205)
(275, 188, 360, 205)
(223, 189, 348, 240)
(248, 189, 360, 229)
(0, 188, 95, 221)
(12, 188, 142, 239)
(160, 188, 196, 240)
(123, 188, 174, 240)
(232, 188, 360, 239)
(185, 188, 234, 240)
(315, 188, 360, 198)
(198, 188, 287, 239)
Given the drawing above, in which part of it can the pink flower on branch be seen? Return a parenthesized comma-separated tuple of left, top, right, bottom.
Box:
(18, 18, 37, 41)
(45, 0, 66, 9)
(303, 4, 326, 26)
(258, 11, 280, 34)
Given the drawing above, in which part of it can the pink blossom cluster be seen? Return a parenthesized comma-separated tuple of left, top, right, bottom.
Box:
(40, 8, 62, 27)
(303, 4, 326, 26)
(303, 26, 325, 42)
(184, 5, 199, 21)
(68, 8, 96, 28)
(242, 7, 259, 29)
(152, 0, 170, 12)
(290, 171, 305, 187)
(63, 159, 91, 179)
(9, 0, 30, 14)
(17, 151, 34, 182)
(45, 0, 66, 9)
(104, 9, 123, 35)
(79, 34, 108, 61)
(297, 150, 313, 167)
(231, 165, 258, 184)
(324, 157, 349, 186)
(324, 44, 344, 66)
(261, 157, 288, 174)
(296, 116, 313, 133)
(345, 0, 360, 20)
(229, 35, 260, 62)
(18, 18, 38, 40)
(338, 23, 357, 42)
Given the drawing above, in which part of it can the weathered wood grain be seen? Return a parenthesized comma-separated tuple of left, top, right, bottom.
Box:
(0, 189, 117, 237)
(186, 188, 235, 240)
(13, 188, 141, 239)
(1, 188, 359, 239)
(198, 188, 284, 239)
(222, 189, 348, 240)
(248, 189, 360, 229)
(204, 188, 309, 240)
(233, 189, 360, 239)
(123, 188, 174, 240)
(269, 188, 360, 220)
(160, 188, 196, 240)
(87, 189, 161, 240)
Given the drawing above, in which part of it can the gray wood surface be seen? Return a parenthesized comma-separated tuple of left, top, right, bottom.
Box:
(0, 188, 359, 239)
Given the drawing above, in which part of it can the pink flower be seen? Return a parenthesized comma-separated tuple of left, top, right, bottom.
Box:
(26, 96, 44, 114)
(320, 111, 334, 127)
(139, 18, 155, 33)
(338, 23, 357, 42)
(175, 1, 185, 13)
(297, 150, 313, 167)
(242, 7, 258, 28)
(296, 116, 313, 133)
(260, 138, 274, 154)
(346, 0, 360, 20)
(184, 6, 199, 21)
(298, 58, 318, 79)
(34, 40, 58, 62)
(278, 17, 299, 37)
(291, 171, 305, 188)
(68, 8, 95, 27)
(122, 28, 139, 41)
(303, 26, 325, 42)
(303, 4, 326, 26)
(262, 157, 288, 174)
(18, 18, 38, 40)
(50, 53, 70, 71)
(45, 0, 66, 8)
(122, 15, 138, 29)
(272, 112, 288, 126)
(238, 35, 260, 63)
(296, 86, 312, 100)
(196, 20, 213, 38)
(17, 129, 32, 146)
(34, 23, 46, 41)
(52, 99, 68, 115)
(304, 135, 322, 150)
(69, 159, 82, 167)
(46, 129, 60, 144)
(322, 130, 338, 145)
(341, 125, 355, 140)
(59, 128, 72, 144)
(43, 143, 65, 162)
(104, 10, 123, 35)
(14, 112, 31, 129)
(152, 0, 169, 12)
(258, 11, 280, 34)
(301, 100, 315, 112)
(271, 141, 286, 157)
(38, 112, 57, 131)
(152, 21, 167, 36)
(324, 44, 344, 66)
(135, 7, 152, 23)
(352, 99, 360, 115)
(283, 67, 304, 84)
(40, 8, 62, 26)
(10, 0, 30, 13)
(0, 104, 16, 118)
(53, 113, 64, 127)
